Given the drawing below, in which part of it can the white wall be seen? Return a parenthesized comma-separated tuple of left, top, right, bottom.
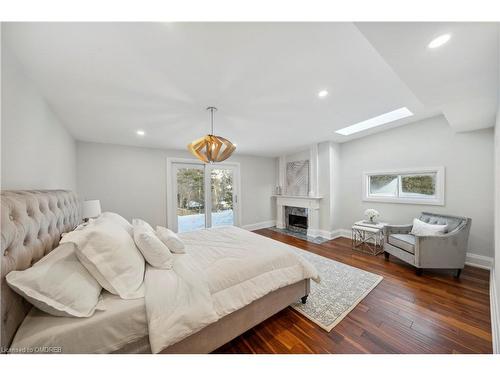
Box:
(494, 85, 500, 353)
(1, 44, 76, 191)
(317, 142, 332, 232)
(76, 141, 276, 228)
(284, 149, 310, 163)
(1, 43, 76, 190)
(338, 115, 494, 257)
(317, 141, 342, 233)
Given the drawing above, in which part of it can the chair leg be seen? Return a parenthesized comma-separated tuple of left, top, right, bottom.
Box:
(455, 269, 462, 278)
(301, 295, 308, 304)
(415, 268, 423, 276)
(384, 252, 390, 260)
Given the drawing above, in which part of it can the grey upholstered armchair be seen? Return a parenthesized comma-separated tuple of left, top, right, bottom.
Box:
(383, 212, 471, 277)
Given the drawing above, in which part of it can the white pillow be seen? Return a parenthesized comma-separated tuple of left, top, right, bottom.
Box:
(61, 220, 145, 299)
(6, 242, 102, 317)
(410, 218, 448, 236)
(99, 212, 133, 236)
(156, 226, 186, 254)
(132, 218, 155, 233)
(133, 226, 173, 269)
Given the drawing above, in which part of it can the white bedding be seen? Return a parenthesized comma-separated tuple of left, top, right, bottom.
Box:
(11, 292, 148, 354)
(11, 226, 318, 354)
(178, 226, 319, 317)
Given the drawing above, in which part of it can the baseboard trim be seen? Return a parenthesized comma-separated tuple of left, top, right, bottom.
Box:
(242, 220, 276, 231)
(465, 253, 494, 270)
(308, 229, 335, 240)
(491, 268, 499, 354)
(331, 229, 351, 239)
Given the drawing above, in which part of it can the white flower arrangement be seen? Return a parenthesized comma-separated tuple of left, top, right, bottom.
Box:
(364, 209, 380, 223)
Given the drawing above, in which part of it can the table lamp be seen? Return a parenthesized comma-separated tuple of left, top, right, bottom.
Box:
(82, 200, 101, 222)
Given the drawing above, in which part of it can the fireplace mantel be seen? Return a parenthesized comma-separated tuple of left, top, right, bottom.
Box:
(272, 195, 322, 237)
(272, 195, 322, 200)
(272, 195, 322, 209)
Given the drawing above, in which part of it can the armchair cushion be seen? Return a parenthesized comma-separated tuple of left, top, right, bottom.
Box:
(410, 218, 447, 236)
(383, 224, 413, 236)
(418, 213, 463, 233)
(388, 234, 416, 254)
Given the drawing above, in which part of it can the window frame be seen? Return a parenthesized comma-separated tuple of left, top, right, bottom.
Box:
(362, 167, 445, 206)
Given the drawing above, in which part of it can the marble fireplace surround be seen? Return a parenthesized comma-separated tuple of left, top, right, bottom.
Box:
(275, 195, 322, 238)
(286, 206, 308, 233)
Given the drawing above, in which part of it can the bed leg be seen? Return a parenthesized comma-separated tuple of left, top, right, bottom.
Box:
(301, 295, 308, 304)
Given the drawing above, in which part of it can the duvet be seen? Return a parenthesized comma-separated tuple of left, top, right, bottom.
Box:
(145, 226, 319, 353)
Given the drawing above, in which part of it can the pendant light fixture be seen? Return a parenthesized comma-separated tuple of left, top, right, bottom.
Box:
(187, 106, 236, 163)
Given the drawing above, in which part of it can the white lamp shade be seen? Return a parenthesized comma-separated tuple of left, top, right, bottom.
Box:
(82, 200, 101, 219)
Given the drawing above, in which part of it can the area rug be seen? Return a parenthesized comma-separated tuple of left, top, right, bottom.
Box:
(290, 247, 383, 331)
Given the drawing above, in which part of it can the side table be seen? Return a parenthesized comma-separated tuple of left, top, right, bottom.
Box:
(351, 221, 387, 255)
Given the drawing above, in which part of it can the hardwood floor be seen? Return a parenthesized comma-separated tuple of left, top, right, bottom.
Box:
(215, 229, 492, 354)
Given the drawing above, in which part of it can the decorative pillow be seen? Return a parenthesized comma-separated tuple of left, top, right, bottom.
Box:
(410, 218, 448, 236)
(156, 226, 186, 254)
(61, 220, 145, 299)
(99, 212, 134, 236)
(133, 226, 173, 269)
(6, 242, 102, 317)
(132, 218, 155, 233)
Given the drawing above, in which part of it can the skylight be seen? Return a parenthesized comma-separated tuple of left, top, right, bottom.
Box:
(335, 107, 413, 136)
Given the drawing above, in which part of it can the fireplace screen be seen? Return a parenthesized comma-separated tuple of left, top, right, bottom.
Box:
(288, 214, 307, 229)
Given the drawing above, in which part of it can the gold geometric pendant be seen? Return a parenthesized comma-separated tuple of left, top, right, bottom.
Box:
(187, 134, 236, 163)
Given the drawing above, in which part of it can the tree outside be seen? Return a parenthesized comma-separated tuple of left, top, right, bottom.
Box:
(211, 168, 233, 213)
(176, 168, 204, 216)
(370, 175, 397, 193)
(401, 175, 435, 195)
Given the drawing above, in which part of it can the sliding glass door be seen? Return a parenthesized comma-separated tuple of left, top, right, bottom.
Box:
(172, 162, 239, 233)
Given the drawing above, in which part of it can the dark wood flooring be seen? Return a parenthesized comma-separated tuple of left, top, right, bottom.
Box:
(214, 229, 492, 354)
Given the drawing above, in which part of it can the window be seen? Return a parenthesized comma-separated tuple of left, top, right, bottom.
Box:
(363, 167, 444, 205)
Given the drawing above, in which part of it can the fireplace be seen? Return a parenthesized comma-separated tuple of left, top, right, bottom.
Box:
(285, 206, 308, 233)
(275, 195, 321, 239)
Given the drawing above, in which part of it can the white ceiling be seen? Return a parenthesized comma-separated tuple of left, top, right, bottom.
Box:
(356, 22, 499, 133)
(3, 22, 498, 157)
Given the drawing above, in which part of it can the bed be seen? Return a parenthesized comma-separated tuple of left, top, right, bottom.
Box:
(1, 190, 315, 354)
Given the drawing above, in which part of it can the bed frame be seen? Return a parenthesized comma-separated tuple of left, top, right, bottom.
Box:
(1, 190, 310, 353)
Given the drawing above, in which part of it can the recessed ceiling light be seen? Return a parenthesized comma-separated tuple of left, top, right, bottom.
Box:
(136, 130, 145, 136)
(318, 90, 329, 98)
(335, 107, 413, 136)
(428, 33, 451, 49)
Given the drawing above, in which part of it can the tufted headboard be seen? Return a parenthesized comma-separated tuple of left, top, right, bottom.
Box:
(1, 190, 81, 350)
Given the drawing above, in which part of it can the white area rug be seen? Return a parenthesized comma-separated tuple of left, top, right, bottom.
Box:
(290, 247, 383, 331)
